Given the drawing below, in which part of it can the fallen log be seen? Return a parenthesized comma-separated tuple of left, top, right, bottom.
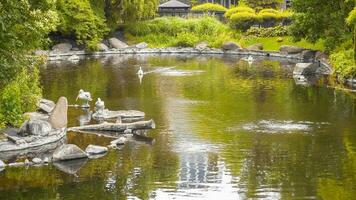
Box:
(68, 119, 155, 132)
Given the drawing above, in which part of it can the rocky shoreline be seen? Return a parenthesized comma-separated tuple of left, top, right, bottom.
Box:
(40, 40, 333, 75)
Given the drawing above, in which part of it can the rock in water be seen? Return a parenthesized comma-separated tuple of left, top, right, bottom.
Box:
(221, 42, 242, 51)
(18, 120, 52, 137)
(53, 144, 88, 161)
(85, 145, 108, 155)
(97, 43, 109, 52)
(110, 137, 127, 146)
(48, 97, 68, 129)
(38, 99, 55, 114)
(293, 63, 319, 76)
(135, 42, 148, 49)
(279, 45, 305, 54)
(32, 158, 42, 164)
(43, 157, 50, 163)
(52, 43, 72, 53)
(195, 42, 209, 50)
(109, 38, 128, 49)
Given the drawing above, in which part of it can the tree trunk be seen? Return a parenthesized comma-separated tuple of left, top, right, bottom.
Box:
(69, 120, 155, 132)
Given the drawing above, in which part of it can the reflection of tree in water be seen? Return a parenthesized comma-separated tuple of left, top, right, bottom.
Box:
(176, 57, 356, 199)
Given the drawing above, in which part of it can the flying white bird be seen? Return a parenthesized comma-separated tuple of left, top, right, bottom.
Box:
(137, 67, 144, 76)
(76, 89, 92, 107)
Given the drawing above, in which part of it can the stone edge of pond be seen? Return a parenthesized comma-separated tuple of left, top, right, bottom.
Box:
(46, 48, 327, 66)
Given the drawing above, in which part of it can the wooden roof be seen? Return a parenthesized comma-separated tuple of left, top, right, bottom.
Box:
(159, 0, 190, 9)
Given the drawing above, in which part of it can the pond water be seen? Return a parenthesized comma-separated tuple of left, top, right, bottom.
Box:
(1, 55, 356, 199)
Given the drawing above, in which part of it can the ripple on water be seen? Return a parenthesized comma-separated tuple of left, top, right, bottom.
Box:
(158, 69, 205, 77)
(227, 120, 330, 134)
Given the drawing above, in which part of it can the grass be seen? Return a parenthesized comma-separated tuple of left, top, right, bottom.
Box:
(124, 17, 324, 51)
(239, 36, 325, 51)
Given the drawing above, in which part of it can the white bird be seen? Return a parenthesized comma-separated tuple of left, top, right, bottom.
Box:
(137, 67, 144, 75)
(76, 89, 92, 107)
(247, 55, 254, 63)
(95, 98, 105, 113)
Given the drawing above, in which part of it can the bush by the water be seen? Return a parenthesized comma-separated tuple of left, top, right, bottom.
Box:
(0, 68, 42, 127)
(246, 26, 289, 37)
(125, 17, 236, 48)
(191, 3, 228, 12)
(330, 41, 356, 80)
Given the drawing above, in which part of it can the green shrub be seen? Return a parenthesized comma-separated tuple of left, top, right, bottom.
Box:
(126, 16, 235, 48)
(224, 6, 255, 19)
(259, 9, 279, 15)
(246, 26, 289, 37)
(230, 12, 259, 31)
(330, 41, 356, 80)
(173, 32, 199, 47)
(191, 3, 228, 12)
(0, 67, 42, 127)
(56, 0, 109, 50)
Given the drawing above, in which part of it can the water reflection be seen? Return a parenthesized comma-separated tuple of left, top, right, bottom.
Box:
(0, 55, 355, 199)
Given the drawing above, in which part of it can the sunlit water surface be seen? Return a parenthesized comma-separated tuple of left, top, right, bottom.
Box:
(0, 55, 356, 199)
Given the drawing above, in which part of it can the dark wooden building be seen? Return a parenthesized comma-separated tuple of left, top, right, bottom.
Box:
(158, 0, 191, 17)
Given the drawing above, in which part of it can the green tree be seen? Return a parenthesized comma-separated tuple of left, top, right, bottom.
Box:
(347, 7, 356, 62)
(290, 0, 354, 52)
(0, 0, 57, 127)
(56, 0, 109, 50)
(241, 0, 283, 10)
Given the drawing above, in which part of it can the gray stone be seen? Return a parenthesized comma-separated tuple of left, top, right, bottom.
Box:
(24, 112, 49, 121)
(43, 157, 50, 163)
(247, 43, 263, 51)
(97, 43, 109, 52)
(39, 99, 55, 114)
(8, 162, 24, 167)
(53, 144, 88, 161)
(52, 43, 72, 53)
(48, 97, 68, 129)
(32, 158, 42, 164)
(110, 137, 127, 146)
(221, 42, 241, 51)
(301, 50, 317, 60)
(109, 38, 128, 49)
(18, 119, 52, 137)
(34, 50, 49, 56)
(85, 145, 108, 155)
(135, 42, 148, 49)
(195, 42, 209, 50)
(293, 63, 319, 76)
(279, 45, 305, 54)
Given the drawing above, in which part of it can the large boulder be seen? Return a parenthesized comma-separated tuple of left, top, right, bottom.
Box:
(85, 145, 108, 155)
(247, 43, 263, 51)
(221, 42, 241, 51)
(293, 63, 319, 76)
(18, 119, 52, 137)
(301, 50, 317, 60)
(52, 43, 72, 53)
(97, 43, 109, 52)
(48, 97, 68, 129)
(53, 144, 88, 161)
(135, 42, 148, 49)
(109, 38, 128, 49)
(279, 45, 305, 54)
(195, 42, 209, 50)
(38, 99, 55, 114)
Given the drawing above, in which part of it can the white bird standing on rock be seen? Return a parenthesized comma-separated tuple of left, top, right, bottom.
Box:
(137, 67, 144, 76)
(76, 89, 92, 107)
(95, 98, 105, 114)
